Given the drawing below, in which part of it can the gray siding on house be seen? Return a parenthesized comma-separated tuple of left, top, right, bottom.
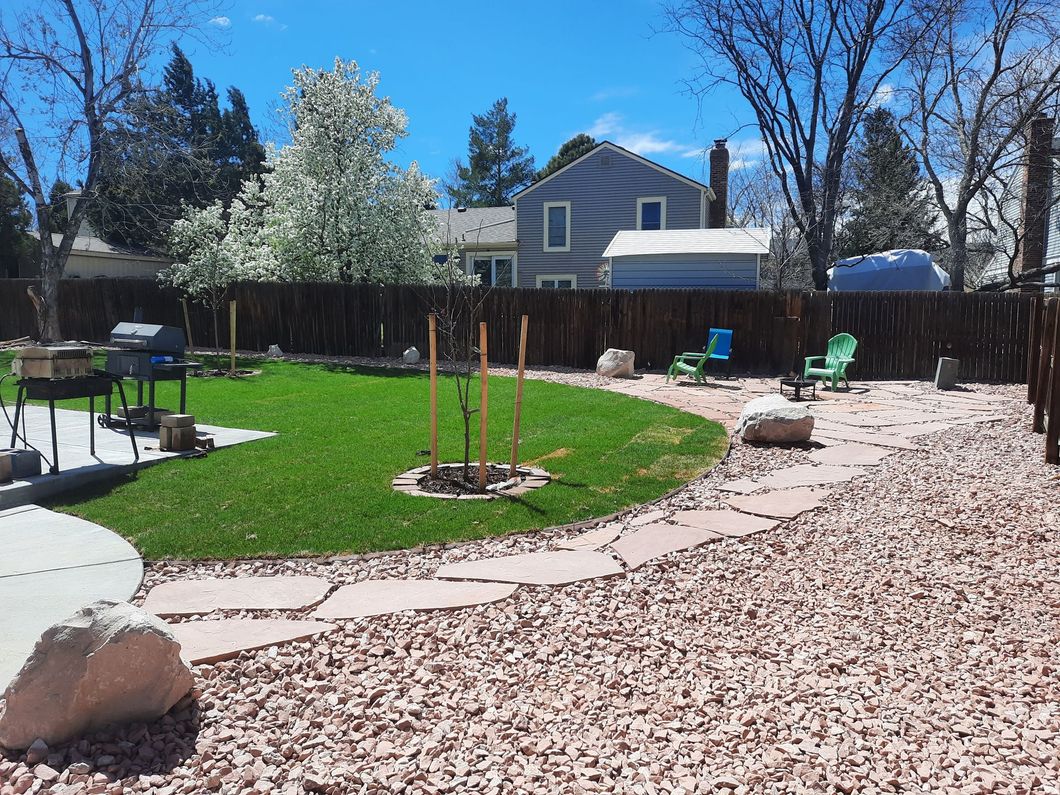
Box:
(515, 147, 707, 288)
(610, 253, 758, 290)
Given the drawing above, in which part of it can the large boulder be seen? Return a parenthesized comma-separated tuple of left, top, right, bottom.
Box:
(736, 395, 815, 443)
(0, 600, 194, 750)
(596, 348, 635, 378)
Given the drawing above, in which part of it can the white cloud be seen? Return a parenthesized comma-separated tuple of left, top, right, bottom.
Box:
(870, 82, 896, 109)
(590, 86, 639, 102)
(209, 15, 231, 28)
(252, 13, 287, 30)
(585, 113, 686, 155)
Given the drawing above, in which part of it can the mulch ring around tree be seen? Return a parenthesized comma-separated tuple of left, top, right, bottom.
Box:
(392, 463, 551, 500)
(193, 368, 262, 378)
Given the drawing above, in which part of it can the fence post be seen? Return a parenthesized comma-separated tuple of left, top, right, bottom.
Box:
(1033, 301, 1056, 434)
(1045, 300, 1060, 464)
(1027, 296, 1042, 404)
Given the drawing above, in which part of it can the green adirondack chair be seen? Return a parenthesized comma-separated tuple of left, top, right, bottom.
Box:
(804, 333, 858, 391)
(666, 334, 720, 384)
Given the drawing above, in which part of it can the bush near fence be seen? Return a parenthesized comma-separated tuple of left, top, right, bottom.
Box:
(0, 279, 1035, 383)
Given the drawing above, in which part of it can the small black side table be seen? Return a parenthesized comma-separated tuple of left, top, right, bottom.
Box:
(779, 377, 817, 401)
(8, 372, 138, 475)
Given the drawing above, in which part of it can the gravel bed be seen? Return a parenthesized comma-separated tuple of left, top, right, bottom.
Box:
(2, 381, 1059, 794)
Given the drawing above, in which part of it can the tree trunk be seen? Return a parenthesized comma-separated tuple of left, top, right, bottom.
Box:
(38, 258, 63, 342)
(807, 238, 830, 291)
(948, 218, 968, 292)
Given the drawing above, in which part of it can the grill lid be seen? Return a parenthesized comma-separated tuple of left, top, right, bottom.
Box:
(109, 322, 186, 354)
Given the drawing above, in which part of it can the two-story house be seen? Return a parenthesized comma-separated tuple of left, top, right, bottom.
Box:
(432, 140, 770, 290)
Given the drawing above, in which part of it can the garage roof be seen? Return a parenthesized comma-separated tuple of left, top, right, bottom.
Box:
(602, 228, 771, 258)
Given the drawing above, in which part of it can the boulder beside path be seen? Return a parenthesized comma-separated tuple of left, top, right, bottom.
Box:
(596, 348, 635, 378)
(735, 394, 815, 443)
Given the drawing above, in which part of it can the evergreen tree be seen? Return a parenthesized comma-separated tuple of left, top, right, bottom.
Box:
(535, 134, 596, 182)
(446, 98, 534, 207)
(47, 179, 74, 233)
(0, 176, 37, 278)
(838, 107, 942, 257)
(90, 45, 265, 249)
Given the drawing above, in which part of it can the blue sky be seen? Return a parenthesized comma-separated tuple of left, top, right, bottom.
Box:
(181, 0, 760, 187)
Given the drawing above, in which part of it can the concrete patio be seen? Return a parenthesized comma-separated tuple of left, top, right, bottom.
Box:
(0, 405, 275, 509)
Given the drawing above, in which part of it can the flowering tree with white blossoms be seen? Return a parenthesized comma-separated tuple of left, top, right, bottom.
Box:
(162, 201, 238, 361)
(248, 58, 438, 283)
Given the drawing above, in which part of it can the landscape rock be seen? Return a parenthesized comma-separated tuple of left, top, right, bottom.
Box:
(267, 344, 283, 357)
(403, 346, 421, 364)
(0, 600, 194, 750)
(735, 394, 815, 443)
(595, 348, 635, 378)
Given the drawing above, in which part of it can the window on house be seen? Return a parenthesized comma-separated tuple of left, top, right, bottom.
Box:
(469, 255, 515, 287)
(536, 274, 577, 289)
(637, 196, 667, 231)
(543, 201, 571, 252)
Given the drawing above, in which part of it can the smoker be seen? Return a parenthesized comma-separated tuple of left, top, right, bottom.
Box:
(102, 322, 200, 429)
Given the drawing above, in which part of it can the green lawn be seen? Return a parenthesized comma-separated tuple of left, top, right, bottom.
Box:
(1, 356, 727, 559)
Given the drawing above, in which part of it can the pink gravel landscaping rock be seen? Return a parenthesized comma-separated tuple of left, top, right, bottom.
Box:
(167, 618, 337, 664)
(555, 524, 623, 551)
(435, 551, 623, 585)
(311, 579, 518, 619)
(141, 576, 332, 616)
(722, 487, 830, 519)
(609, 523, 722, 569)
(806, 443, 894, 466)
(670, 509, 780, 537)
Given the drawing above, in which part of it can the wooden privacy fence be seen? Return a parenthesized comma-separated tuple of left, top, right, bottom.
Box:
(0, 279, 1036, 382)
(1026, 297, 1060, 464)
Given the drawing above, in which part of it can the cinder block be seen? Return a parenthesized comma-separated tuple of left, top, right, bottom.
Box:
(159, 424, 197, 452)
(161, 414, 195, 428)
(0, 448, 43, 479)
(934, 357, 959, 390)
(0, 454, 10, 484)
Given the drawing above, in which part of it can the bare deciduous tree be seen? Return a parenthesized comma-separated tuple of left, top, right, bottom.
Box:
(727, 159, 811, 290)
(0, 0, 220, 340)
(666, 0, 921, 289)
(900, 0, 1060, 291)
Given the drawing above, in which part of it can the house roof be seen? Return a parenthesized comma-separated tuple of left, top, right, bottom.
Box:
(32, 231, 171, 262)
(430, 207, 517, 247)
(602, 228, 772, 258)
(512, 141, 715, 202)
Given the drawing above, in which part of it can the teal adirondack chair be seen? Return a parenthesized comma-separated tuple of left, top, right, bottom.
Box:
(667, 334, 720, 384)
(804, 333, 858, 391)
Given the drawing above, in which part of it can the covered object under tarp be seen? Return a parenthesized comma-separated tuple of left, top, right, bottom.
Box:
(828, 249, 951, 291)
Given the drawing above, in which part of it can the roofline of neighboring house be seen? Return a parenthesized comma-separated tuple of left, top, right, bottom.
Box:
(511, 140, 717, 202)
(31, 231, 172, 263)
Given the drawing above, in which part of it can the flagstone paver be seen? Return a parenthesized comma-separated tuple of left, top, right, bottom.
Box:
(670, 509, 781, 537)
(806, 443, 894, 466)
(311, 579, 517, 619)
(168, 618, 337, 665)
(723, 464, 868, 492)
(811, 425, 918, 449)
(609, 523, 722, 569)
(435, 550, 623, 585)
(880, 421, 955, 438)
(142, 576, 332, 616)
(722, 487, 830, 519)
(629, 509, 667, 526)
(555, 524, 623, 551)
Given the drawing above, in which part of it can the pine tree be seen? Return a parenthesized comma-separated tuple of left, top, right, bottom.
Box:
(447, 98, 534, 207)
(0, 176, 36, 278)
(838, 108, 942, 257)
(90, 45, 264, 249)
(47, 179, 74, 233)
(535, 134, 596, 182)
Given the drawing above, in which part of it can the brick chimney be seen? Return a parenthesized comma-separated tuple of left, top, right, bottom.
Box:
(1017, 114, 1055, 285)
(708, 139, 729, 229)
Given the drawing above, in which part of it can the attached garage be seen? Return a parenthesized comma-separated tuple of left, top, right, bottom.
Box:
(602, 228, 770, 290)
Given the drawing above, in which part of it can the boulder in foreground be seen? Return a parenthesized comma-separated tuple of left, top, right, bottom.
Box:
(0, 600, 194, 750)
(735, 394, 814, 443)
(596, 348, 635, 378)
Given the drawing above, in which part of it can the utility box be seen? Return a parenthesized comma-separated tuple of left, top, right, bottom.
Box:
(935, 357, 960, 390)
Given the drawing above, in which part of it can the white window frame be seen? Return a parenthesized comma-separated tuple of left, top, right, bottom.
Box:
(535, 273, 578, 289)
(543, 201, 572, 252)
(466, 251, 517, 287)
(636, 196, 667, 231)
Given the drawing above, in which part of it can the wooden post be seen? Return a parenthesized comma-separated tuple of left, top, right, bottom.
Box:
(229, 300, 237, 375)
(1045, 300, 1060, 464)
(181, 298, 194, 351)
(509, 314, 529, 478)
(478, 322, 488, 493)
(428, 313, 439, 477)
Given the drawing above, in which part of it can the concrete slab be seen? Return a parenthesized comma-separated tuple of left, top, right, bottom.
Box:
(311, 579, 517, 619)
(670, 510, 780, 537)
(722, 487, 830, 519)
(141, 576, 333, 616)
(168, 619, 337, 665)
(0, 406, 275, 510)
(555, 524, 623, 551)
(0, 505, 143, 689)
(435, 550, 623, 586)
(806, 443, 894, 467)
(610, 523, 721, 569)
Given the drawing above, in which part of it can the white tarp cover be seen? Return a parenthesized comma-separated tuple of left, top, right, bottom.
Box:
(828, 249, 951, 291)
